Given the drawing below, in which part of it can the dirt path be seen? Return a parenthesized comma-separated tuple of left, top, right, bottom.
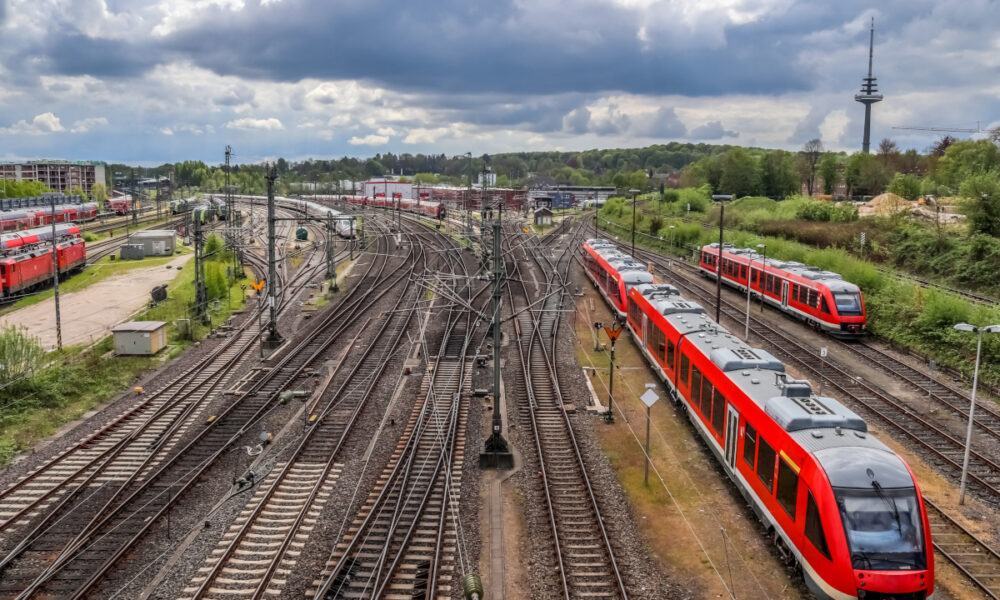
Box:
(0, 255, 192, 349)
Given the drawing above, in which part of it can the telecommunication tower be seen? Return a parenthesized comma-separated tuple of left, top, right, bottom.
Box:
(854, 18, 883, 154)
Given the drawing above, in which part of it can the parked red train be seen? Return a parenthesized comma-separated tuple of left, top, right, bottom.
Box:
(583, 238, 933, 600)
(326, 193, 447, 219)
(0, 224, 86, 298)
(699, 243, 866, 337)
(0, 203, 98, 231)
(107, 195, 132, 215)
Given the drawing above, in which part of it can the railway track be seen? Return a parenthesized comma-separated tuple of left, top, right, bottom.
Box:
(0, 220, 409, 599)
(0, 239, 329, 545)
(924, 498, 1000, 600)
(180, 248, 423, 600)
(509, 219, 628, 600)
(311, 224, 479, 600)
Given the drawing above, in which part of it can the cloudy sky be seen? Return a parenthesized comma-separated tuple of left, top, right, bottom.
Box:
(1, 0, 998, 165)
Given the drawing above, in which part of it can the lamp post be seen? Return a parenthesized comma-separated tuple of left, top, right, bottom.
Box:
(711, 195, 733, 323)
(745, 243, 765, 340)
(629, 188, 640, 257)
(668, 225, 676, 252)
(953, 323, 1000, 504)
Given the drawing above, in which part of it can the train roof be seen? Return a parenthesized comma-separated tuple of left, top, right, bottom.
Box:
(585, 239, 653, 285)
(705, 243, 860, 294)
(792, 431, 910, 488)
(631, 281, 878, 451)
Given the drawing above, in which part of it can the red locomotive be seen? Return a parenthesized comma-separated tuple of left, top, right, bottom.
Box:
(583, 239, 933, 600)
(0, 224, 86, 298)
(699, 243, 866, 337)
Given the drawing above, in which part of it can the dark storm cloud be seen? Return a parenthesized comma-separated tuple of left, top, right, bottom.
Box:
(15, 0, 820, 97)
(33, 33, 160, 78)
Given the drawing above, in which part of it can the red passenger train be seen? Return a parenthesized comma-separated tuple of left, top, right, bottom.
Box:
(699, 243, 866, 337)
(0, 203, 98, 231)
(580, 238, 653, 318)
(0, 224, 86, 298)
(583, 238, 933, 600)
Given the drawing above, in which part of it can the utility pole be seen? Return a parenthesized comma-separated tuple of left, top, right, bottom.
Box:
(265, 165, 282, 348)
(466, 151, 472, 236)
(50, 195, 62, 351)
(480, 202, 512, 469)
(326, 211, 338, 292)
(130, 168, 138, 228)
(193, 209, 208, 324)
(711, 195, 733, 323)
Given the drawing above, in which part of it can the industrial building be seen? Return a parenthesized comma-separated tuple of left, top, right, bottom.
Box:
(0, 161, 106, 195)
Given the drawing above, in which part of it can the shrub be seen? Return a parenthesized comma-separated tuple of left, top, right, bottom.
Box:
(0, 325, 45, 388)
(648, 215, 664, 235)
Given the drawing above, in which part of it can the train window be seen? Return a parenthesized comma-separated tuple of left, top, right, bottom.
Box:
(804, 491, 831, 559)
(743, 423, 756, 467)
(691, 367, 703, 408)
(699, 377, 712, 416)
(756, 438, 776, 491)
(712, 393, 726, 434)
(666, 340, 675, 371)
(776, 456, 799, 520)
(808, 290, 818, 308)
(680, 354, 690, 385)
(740, 265, 747, 278)
(820, 297, 831, 315)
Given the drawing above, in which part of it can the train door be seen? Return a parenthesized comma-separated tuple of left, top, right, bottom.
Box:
(724, 405, 740, 468)
(781, 280, 789, 308)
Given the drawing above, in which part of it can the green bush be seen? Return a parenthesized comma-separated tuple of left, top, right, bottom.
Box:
(82, 232, 98, 242)
(0, 326, 45, 387)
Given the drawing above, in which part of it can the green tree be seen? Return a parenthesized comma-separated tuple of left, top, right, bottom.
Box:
(959, 174, 1000, 237)
(818, 153, 840, 195)
(69, 186, 86, 198)
(760, 150, 798, 198)
(936, 139, 1000, 188)
(719, 148, 760, 198)
(887, 173, 922, 202)
(844, 152, 889, 197)
(798, 139, 823, 196)
(89, 183, 107, 205)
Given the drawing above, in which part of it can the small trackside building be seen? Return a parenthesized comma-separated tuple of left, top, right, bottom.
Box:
(112, 321, 168, 355)
(129, 230, 176, 256)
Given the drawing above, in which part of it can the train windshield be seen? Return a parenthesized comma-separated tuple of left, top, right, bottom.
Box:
(833, 292, 863, 316)
(834, 486, 926, 571)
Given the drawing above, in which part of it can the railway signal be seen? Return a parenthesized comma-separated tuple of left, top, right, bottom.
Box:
(601, 321, 622, 424)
